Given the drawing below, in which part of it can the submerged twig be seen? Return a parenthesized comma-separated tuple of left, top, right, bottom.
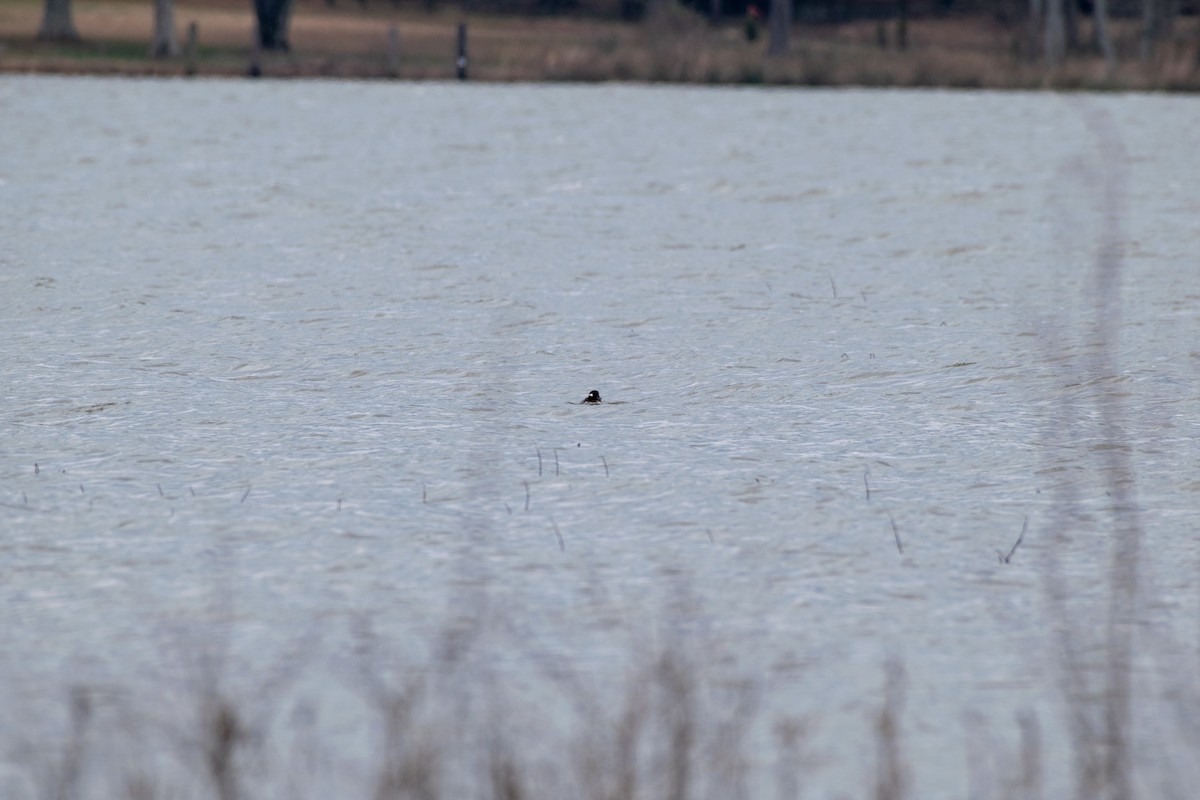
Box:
(240, 487, 251, 504)
(888, 513, 902, 554)
(537, 447, 543, 477)
(602, 455, 609, 477)
(864, 470, 871, 503)
(524, 480, 530, 512)
(998, 516, 1028, 564)
(551, 518, 564, 551)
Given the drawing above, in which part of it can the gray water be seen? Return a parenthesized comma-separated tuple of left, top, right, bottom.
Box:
(2, 76, 1199, 798)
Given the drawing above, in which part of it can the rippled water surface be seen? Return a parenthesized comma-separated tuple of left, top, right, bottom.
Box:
(2, 76, 1199, 797)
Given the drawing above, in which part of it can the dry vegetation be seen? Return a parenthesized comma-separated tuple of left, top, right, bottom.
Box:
(1, 0, 1199, 87)
(11, 594, 1200, 800)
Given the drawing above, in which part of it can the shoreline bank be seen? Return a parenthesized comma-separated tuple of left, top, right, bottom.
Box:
(3, 1, 1199, 90)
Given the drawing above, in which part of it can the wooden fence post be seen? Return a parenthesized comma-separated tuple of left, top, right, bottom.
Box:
(184, 22, 198, 76)
(249, 37, 262, 77)
(387, 25, 401, 77)
(456, 22, 468, 80)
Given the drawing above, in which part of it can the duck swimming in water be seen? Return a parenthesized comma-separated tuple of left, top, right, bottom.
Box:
(581, 390, 602, 404)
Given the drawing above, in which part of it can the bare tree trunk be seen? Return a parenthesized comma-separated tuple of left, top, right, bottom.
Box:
(151, 0, 180, 58)
(1063, 0, 1079, 51)
(1140, 0, 1157, 61)
(767, 0, 790, 56)
(1162, 0, 1178, 38)
(37, 0, 79, 42)
(1044, 0, 1065, 67)
(253, 0, 294, 51)
(1093, 0, 1115, 68)
(1028, 0, 1044, 61)
(1141, 0, 1178, 60)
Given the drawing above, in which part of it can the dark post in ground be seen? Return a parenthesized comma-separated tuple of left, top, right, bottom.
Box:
(184, 22, 199, 76)
(456, 23, 468, 80)
(249, 38, 262, 77)
(387, 25, 401, 77)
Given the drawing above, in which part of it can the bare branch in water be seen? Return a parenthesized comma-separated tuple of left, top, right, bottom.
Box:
(998, 516, 1028, 564)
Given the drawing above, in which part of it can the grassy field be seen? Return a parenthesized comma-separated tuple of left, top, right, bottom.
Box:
(1, 0, 1199, 87)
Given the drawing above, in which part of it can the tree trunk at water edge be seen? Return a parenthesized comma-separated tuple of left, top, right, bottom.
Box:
(1043, 0, 1065, 67)
(767, 0, 790, 56)
(37, 0, 79, 42)
(1093, 0, 1115, 69)
(151, 0, 180, 58)
(253, 0, 294, 51)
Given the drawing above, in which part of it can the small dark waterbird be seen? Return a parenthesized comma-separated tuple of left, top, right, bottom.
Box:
(581, 390, 602, 404)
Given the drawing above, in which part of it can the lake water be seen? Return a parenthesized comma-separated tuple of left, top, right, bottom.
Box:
(2, 76, 1199, 798)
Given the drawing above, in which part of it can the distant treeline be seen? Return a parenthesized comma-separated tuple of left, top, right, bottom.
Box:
(310, 0, 1197, 23)
(313, 0, 930, 19)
